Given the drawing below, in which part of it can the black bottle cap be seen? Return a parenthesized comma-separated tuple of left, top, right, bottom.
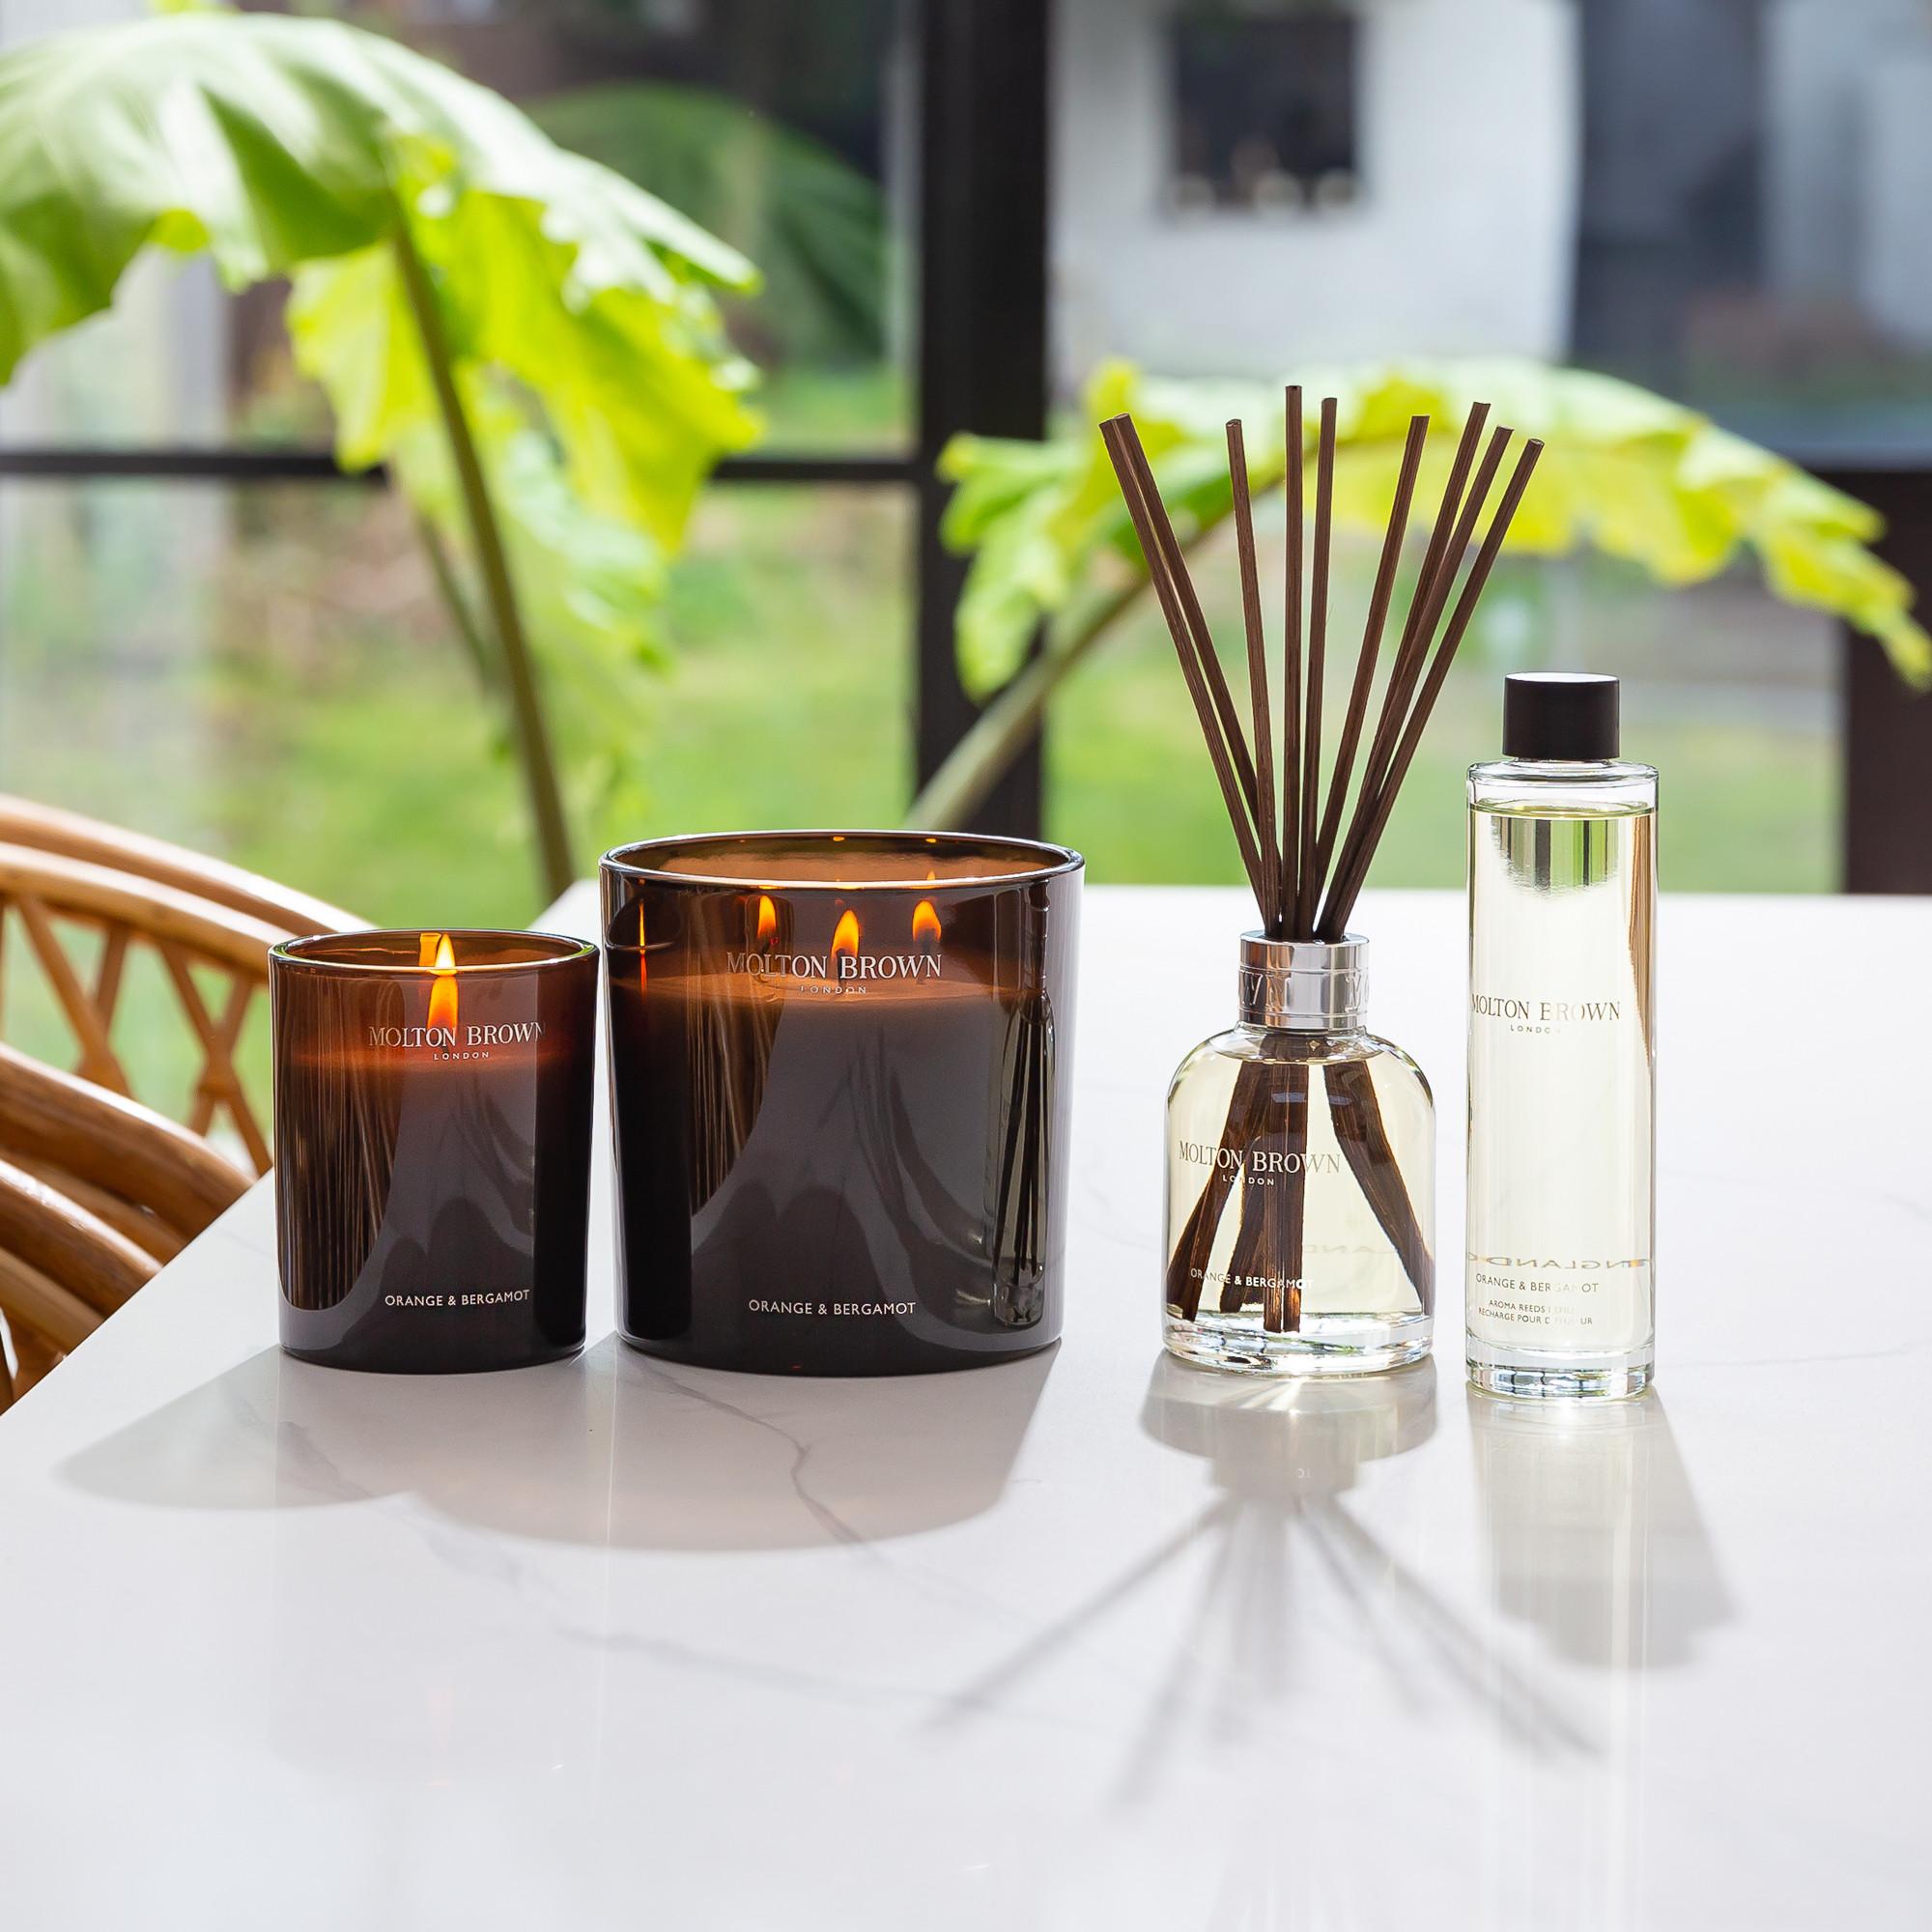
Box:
(1503, 672, 1620, 760)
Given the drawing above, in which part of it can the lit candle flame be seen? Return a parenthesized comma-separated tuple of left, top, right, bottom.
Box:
(638, 903, 647, 988)
(427, 931, 458, 1036)
(831, 908, 861, 964)
(756, 894, 779, 951)
(912, 899, 941, 953)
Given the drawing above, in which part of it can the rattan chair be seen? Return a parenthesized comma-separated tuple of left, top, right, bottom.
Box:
(0, 1043, 251, 1403)
(0, 795, 360, 1173)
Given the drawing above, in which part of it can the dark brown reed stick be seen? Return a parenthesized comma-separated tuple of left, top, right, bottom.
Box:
(1295, 398, 1337, 934)
(1355, 420, 1511, 814)
(1223, 1104, 1282, 1314)
(1166, 1058, 1272, 1319)
(1107, 392, 1541, 1346)
(1222, 1065, 1308, 1331)
(1345, 405, 1492, 816)
(1279, 1065, 1309, 1331)
(1313, 414, 1430, 890)
(1320, 437, 1545, 938)
(1318, 414, 1510, 934)
(1111, 425, 1264, 827)
(1226, 420, 1282, 932)
(1101, 416, 1269, 907)
(1109, 416, 1265, 830)
(1324, 1059, 1433, 1307)
(1281, 385, 1305, 925)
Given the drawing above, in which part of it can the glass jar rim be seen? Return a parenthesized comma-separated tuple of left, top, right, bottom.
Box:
(270, 928, 598, 978)
(600, 829, 1084, 892)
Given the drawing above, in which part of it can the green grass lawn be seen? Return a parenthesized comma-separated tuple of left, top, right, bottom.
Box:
(1050, 608, 1836, 895)
(2, 472, 1836, 930)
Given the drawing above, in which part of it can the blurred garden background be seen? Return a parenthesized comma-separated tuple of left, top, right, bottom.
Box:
(4, 0, 1928, 984)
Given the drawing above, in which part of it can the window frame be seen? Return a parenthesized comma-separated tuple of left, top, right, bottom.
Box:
(3, 0, 1928, 888)
(0, 0, 1051, 845)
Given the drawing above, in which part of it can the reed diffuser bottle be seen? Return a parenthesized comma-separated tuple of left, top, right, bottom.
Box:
(1166, 934, 1434, 1373)
(1102, 386, 1544, 1377)
(1466, 673, 1657, 1400)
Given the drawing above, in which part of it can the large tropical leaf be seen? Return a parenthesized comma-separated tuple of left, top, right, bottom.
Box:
(535, 82, 885, 364)
(0, 11, 761, 755)
(938, 358, 1930, 700)
(905, 355, 1930, 830)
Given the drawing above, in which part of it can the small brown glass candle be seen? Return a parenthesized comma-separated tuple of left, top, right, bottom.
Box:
(270, 929, 596, 1373)
(602, 832, 1082, 1376)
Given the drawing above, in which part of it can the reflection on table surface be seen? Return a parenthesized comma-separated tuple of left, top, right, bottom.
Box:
(59, 1335, 1738, 1926)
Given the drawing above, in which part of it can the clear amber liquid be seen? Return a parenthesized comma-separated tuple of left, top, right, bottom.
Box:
(1165, 1029, 1435, 1376)
(1466, 801, 1656, 1393)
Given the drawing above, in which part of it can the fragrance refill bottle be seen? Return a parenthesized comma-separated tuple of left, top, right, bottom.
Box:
(1466, 674, 1657, 1400)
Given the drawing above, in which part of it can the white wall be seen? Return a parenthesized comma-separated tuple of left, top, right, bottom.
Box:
(1052, 0, 1580, 386)
(1861, 47, 1932, 350)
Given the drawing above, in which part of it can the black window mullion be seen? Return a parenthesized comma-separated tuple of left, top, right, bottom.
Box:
(0, 449, 919, 488)
(910, 0, 1051, 839)
(1817, 464, 1932, 894)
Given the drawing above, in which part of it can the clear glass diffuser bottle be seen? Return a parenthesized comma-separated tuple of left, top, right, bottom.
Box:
(1164, 934, 1435, 1375)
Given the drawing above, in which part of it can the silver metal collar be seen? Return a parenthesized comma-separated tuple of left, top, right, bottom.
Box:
(1238, 931, 1368, 1030)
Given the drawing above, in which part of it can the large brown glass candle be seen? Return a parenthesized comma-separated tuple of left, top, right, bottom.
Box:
(270, 929, 597, 1373)
(602, 833, 1082, 1376)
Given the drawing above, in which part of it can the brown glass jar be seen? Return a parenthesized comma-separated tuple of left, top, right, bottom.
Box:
(270, 929, 597, 1373)
(602, 832, 1082, 1376)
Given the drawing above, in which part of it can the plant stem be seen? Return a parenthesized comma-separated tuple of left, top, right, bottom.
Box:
(905, 521, 1229, 833)
(414, 509, 497, 693)
(390, 211, 574, 900)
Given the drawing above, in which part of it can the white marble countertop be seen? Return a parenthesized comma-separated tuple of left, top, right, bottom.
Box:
(3, 883, 1929, 1930)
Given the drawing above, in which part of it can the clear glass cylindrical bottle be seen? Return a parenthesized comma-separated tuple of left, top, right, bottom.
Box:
(1466, 673, 1658, 1401)
(1164, 934, 1435, 1376)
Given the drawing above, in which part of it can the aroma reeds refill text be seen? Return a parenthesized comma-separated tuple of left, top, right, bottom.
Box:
(271, 929, 597, 1373)
(1103, 391, 1542, 1376)
(602, 833, 1081, 1376)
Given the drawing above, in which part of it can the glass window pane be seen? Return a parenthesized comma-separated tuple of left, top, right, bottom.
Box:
(0, 0, 910, 453)
(0, 477, 910, 924)
(1049, 0, 1873, 889)
(1048, 528, 1839, 895)
(1578, 0, 1932, 453)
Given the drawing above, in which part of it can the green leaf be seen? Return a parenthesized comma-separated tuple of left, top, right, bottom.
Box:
(936, 357, 1930, 700)
(533, 82, 886, 365)
(0, 14, 760, 543)
(0, 12, 767, 875)
(387, 373, 670, 700)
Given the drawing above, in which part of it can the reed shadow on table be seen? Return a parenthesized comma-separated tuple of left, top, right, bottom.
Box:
(1125, 1360, 1628, 1776)
(58, 1335, 1055, 1551)
(1467, 1387, 1733, 1670)
(929, 1355, 1592, 1763)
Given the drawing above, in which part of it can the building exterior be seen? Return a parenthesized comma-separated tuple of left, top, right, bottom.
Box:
(1052, 0, 1932, 402)
(1052, 0, 1580, 382)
